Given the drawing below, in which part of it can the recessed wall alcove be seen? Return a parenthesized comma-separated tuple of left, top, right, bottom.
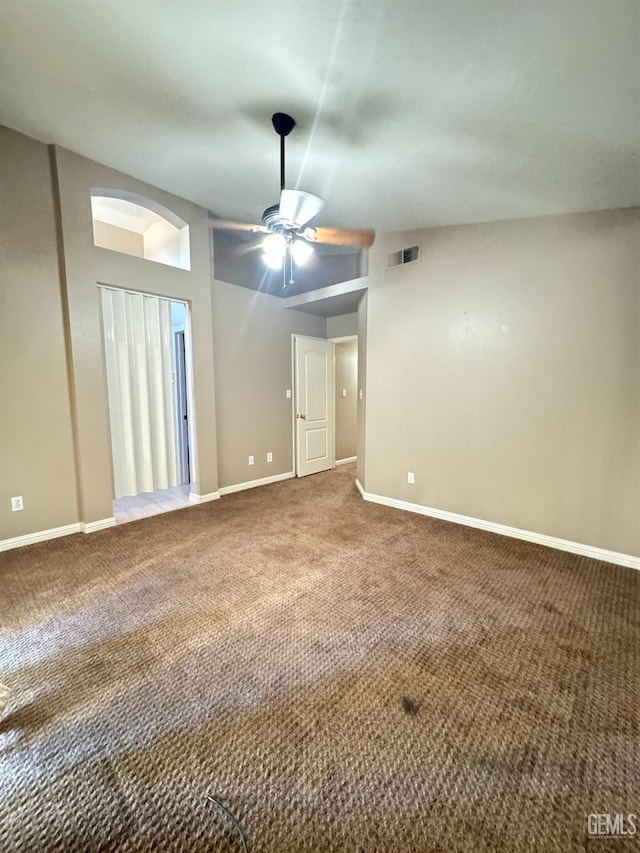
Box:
(90, 190, 191, 270)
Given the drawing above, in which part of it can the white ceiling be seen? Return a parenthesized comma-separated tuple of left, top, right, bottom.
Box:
(0, 1, 637, 232)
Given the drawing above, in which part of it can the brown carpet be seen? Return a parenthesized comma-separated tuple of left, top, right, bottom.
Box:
(1, 465, 638, 852)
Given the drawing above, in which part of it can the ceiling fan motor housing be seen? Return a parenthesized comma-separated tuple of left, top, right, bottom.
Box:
(262, 203, 293, 234)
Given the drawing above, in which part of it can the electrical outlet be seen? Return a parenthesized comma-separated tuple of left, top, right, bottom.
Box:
(286, 389, 291, 399)
(342, 388, 347, 397)
(248, 455, 254, 466)
(266, 452, 273, 463)
(359, 389, 363, 400)
(407, 472, 415, 485)
(11, 496, 24, 511)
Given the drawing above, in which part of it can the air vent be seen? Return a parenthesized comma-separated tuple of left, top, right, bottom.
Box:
(387, 244, 420, 269)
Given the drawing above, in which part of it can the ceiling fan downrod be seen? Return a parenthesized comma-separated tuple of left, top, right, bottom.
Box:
(271, 112, 296, 192)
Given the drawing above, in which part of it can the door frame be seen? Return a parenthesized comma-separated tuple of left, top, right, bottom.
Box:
(99, 286, 195, 496)
(173, 329, 190, 485)
(328, 334, 358, 466)
(291, 334, 335, 477)
(179, 299, 197, 490)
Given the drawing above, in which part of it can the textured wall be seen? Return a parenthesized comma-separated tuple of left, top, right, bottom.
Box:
(364, 209, 640, 556)
(53, 145, 218, 521)
(327, 312, 358, 338)
(334, 342, 358, 461)
(212, 279, 326, 488)
(92, 220, 144, 258)
(0, 127, 78, 540)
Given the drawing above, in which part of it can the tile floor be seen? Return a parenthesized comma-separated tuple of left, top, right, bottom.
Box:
(113, 484, 191, 525)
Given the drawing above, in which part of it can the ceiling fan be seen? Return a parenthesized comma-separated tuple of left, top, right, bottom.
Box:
(210, 112, 375, 288)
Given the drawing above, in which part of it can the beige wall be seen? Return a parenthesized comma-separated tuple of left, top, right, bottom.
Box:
(364, 209, 640, 556)
(92, 220, 144, 258)
(53, 146, 218, 522)
(335, 341, 358, 460)
(356, 293, 368, 487)
(1, 126, 329, 543)
(327, 312, 358, 338)
(0, 128, 78, 539)
(212, 278, 326, 488)
(4, 124, 635, 563)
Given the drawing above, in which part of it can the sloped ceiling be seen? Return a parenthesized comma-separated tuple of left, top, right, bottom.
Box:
(0, 0, 637, 233)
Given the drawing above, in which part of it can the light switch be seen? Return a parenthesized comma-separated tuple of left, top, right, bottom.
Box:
(341, 388, 347, 397)
(286, 389, 292, 399)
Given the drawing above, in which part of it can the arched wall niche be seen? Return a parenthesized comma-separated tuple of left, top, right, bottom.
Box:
(90, 189, 191, 271)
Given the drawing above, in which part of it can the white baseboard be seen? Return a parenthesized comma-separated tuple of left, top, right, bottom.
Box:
(355, 484, 639, 570)
(335, 456, 357, 466)
(81, 517, 116, 534)
(0, 522, 82, 552)
(219, 471, 295, 496)
(188, 491, 220, 504)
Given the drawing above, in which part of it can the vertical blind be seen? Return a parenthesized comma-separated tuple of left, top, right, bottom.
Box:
(101, 288, 178, 499)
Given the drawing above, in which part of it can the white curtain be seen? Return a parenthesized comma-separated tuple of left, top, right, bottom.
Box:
(101, 288, 178, 499)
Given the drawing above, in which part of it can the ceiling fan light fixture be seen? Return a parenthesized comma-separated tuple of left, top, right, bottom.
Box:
(291, 239, 313, 266)
(263, 253, 284, 270)
(262, 233, 286, 268)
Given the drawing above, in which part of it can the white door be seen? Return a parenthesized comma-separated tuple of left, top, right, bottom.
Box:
(294, 336, 334, 477)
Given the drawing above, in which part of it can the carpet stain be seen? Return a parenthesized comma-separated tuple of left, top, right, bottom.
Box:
(401, 696, 420, 716)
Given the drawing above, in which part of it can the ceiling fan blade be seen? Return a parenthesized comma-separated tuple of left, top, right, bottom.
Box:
(279, 189, 324, 228)
(303, 226, 375, 248)
(209, 218, 268, 233)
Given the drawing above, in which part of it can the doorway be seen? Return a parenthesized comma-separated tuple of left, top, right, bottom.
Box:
(173, 330, 190, 484)
(100, 287, 193, 523)
(293, 335, 334, 477)
(331, 336, 358, 465)
(292, 334, 359, 477)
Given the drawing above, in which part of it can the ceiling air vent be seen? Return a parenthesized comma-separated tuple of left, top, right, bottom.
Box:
(387, 244, 420, 269)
